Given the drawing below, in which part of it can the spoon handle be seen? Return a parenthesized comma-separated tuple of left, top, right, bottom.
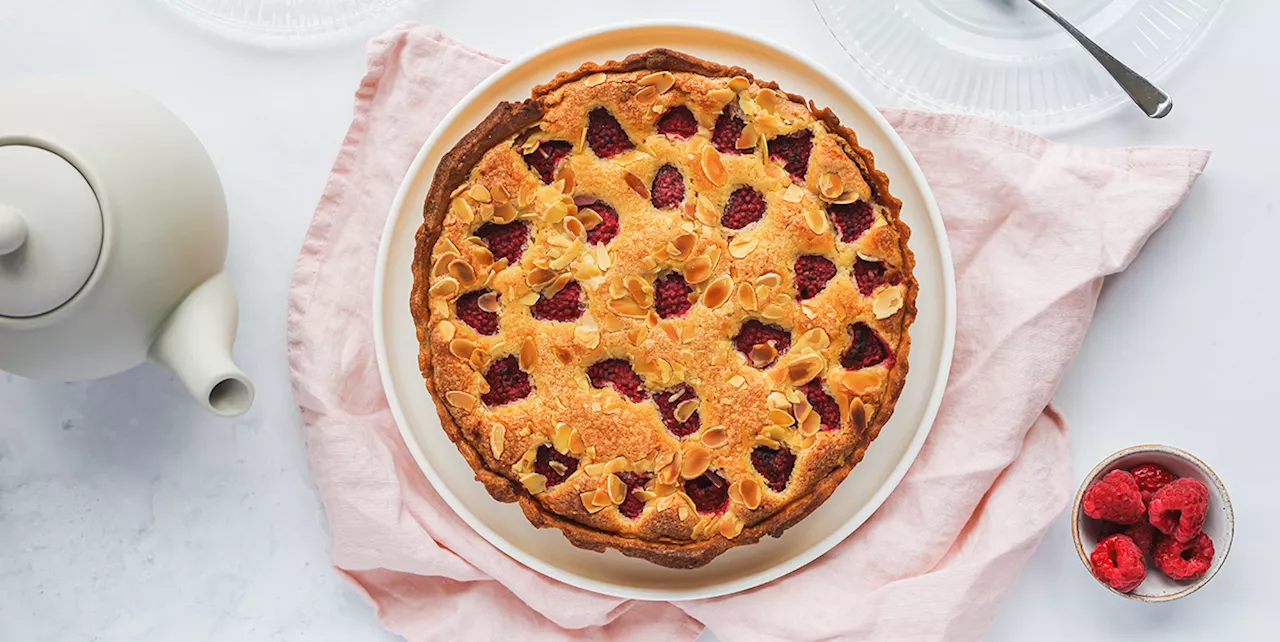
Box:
(1025, 0, 1173, 118)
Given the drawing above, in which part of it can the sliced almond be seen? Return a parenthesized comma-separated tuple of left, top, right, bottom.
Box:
(873, 287, 905, 319)
(519, 337, 537, 369)
(702, 274, 733, 309)
(739, 478, 762, 509)
(608, 297, 647, 318)
(451, 198, 475, 223)
(432, 251, 460, 278)
(607, 473, 627, 504)
(851, 398, 869, 432)
(563, 215, 585, 239)
(819, 173, 844, 200)
(602, 456, 630, 476)
(735, 124, 758, 150)
(573, 326, 601, 349)
(768, 409, 796, 427)
(804, 207, 829, 235)
(638, 71, 676, 94)
(626, 325, 649, 346)
(794, 327, 831, 352)
(756, 88, 780, 110)
(490, 424, 506, 459)
(490, 184, 511, 203)
(624, 171, 650, 199)
(448, 337, 478, 361)
(756, 272, 782, 288)
(736, 282, 758, 311)
(707, 87, 735, 104)
(436, 320, 457, 342)
(683, 255, 713, 284)
(556, 166, 576, 194)
(471, 246, 495, 269)
(526, 267, 557, 288)
(624, 275, 651, 305)
(448, 259, 476, 287)
(701, 426, 728, 449)
(468, 184, 492, 203)
(679, 446, 712, 480)
(581, 491, 604, 511)
(728, 236, 759, 259)
(700, 146, 727, 187)
(787, 354, 825, 385)
(554, 345, 575, 365)
(635, 85, 658, 103)
(492, 203, 518, 224)
(445, 390, 476, 411)
(728, 76, 750, 92)
(477, 291, 500, 313)
(799, 409, 821, 436)
(749, 342, 778, 367)
(837, 370, 881, 396)
(552, 422, 573, 454)
(521, 472, 547, 494)
(761, 303, 787, 320)
(674, 399, 700, 423)
(585, 72, 607, 87)
(578, 207, 603, 230)
(718, 513, 744, 539)
(782, 184, 805, 203)
(429, 277, 460, 299)
(727, 374, 746, 388)
(568, 428, 586, 455)
(518, 182, 537, 208)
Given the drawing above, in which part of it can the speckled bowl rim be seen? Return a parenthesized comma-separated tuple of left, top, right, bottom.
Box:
(1071, 444, 1234, 602)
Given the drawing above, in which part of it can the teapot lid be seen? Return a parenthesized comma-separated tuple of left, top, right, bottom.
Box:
(0, 144, 103, 318)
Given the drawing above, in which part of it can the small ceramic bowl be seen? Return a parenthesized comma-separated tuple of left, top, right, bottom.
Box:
(1072, 444, 1234, 602)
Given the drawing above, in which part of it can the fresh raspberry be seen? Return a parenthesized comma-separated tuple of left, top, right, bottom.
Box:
(793, 255, 836, 300)
(616, 472, 653, 519)
(653, 384, 700, 437)
(522, 140, 573, 183)
(476, 221, 529, 264)
(581, 200, 619, 245)
(455, 290, 499, 335)
(656, 106, 698, 139)
(1082, 470, 1147, 525)
(769, 130, 813, 179)
(711, 105, 752, 154)
(1154, 532, 1215, 581)
(650, 164, 685, 210)
(800, 380, 841, 431)
(1127, 522, 1158, 556)
(1090, 534, 1147, 593)
(653, 272, 693, 319)
(586, 107, 633, 158)
(587, 358, 649, 402)
(530, 281, 584, 322)
(733, 320, 791, 363)
(1131, 464, 1178, 504)
(853, 258, 892, 296)
(841, 322, 891, 370)
(751, 446, 796, 492)
(480, 356, 532, 407)
(721, 186, 766, 230)
(683, 470, 729, 514)
(1148, 477, 1210, 543)
(532, 444, 578, 488)
(829, 200, 874, 243)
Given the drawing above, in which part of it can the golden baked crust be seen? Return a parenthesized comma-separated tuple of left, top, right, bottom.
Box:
(410, 48, 917, 569)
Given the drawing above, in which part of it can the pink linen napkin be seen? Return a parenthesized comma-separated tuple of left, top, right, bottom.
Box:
(287, 24, 1208, 642)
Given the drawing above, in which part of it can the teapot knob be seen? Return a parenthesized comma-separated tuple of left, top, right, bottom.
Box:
(0, 204, 28, 255)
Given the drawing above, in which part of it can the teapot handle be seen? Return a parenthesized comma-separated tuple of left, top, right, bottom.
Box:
(0, 204, 27, 255)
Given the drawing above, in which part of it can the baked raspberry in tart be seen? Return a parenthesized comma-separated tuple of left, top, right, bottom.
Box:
(410, 48, 916, 569)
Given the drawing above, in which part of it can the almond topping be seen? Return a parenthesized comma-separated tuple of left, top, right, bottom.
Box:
(577, 207, 603, 230)
(624, 171, 650, 199)
(739, 478, 762, 510)
(491, 184, 511, 203)
(591, 487, 613, 509)
(701, 426, 728, 448)
(671, 232, 697, 257)
(624, 275, 651, 305)
(435, 321, 458, 344)
(477, 291, 500, 313)
(787, 354, 825, 385)
(680, 446, 712, 480)
(607, 473, 627, 504)
(521, 473, 547, 494)
(448, 259, 476, 287)
(735, 124, 758, 150)
(573, 326, 600, 349)
(761, 304, 787, 320)
(635, 85, 658, 103)
(490, 424, 505, 459)
(568, 429, 587, 455)
(756, 272, 782, 288)
(451, 197, 475, 223)
(819, 173, 844, 200)
(526, 267, 557, 288)
(471, 246, 495, 269)
(700, 146, 727, 187)
(783, 184, 805, 203)
(492, 203, 518, 224)
(518, 182, 537, 207)
(556, 166, 576, 194)
(581, 491, 604, 511)
(608, 297, 648, 318)
(756, 88, 780, 110)
(768, 409, 796, 426)
(837, 370, 881, 396)
(728, 76, 750, 92)
(563, 215, 585, 239)
(851, 398, 869, 431)
(804, 207, 830, 234)
(429, 277, 460, 299)
(603, 456, 630, 476)
(445, 390, 476, 410)
(585, 72, 607, 87)
(728, 236, 759, 259)
(718, 513, 744, 539)
(432, 251, 459, 277)
(727, 374, 746, 388)
(707, 88, 735, 104)
(794, 327, 831, 352)
(448, 337, 478, 361)
(519, 337, 537, 369)
(749, 342, 778, 367)
(799, 410, 821, 436)
(674, 398, 700, 423)
(736, 282, 758, 311)
(684, 255, 713, 284)
(468, 184, 492, 203)
(873, 287, 905, 319)
(552, 423, 573, 454)
(702, 274, 733, 309)
(554, 346, 575, 365)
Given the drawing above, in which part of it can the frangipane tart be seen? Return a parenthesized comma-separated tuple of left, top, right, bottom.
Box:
(410, 48, 916, 569)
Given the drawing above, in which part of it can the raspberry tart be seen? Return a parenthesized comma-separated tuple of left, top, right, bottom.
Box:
(410, 49, 917, 568)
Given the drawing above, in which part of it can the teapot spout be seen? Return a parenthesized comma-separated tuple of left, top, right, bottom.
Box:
(149, 271, 254, 417)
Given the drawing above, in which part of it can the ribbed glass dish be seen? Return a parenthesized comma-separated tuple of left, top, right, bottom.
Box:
(814, 0, 1228, 132)
(157, 0, 417, 43)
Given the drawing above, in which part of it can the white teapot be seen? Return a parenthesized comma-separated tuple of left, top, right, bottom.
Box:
(0, 77, 254, 417)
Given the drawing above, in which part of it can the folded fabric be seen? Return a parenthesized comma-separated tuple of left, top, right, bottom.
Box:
(287, 23, 1208, 642)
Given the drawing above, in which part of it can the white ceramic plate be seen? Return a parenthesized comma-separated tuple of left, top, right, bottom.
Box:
(373, 22, 956, 600)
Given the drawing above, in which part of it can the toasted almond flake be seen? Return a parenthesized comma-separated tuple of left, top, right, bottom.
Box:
(602, 457, 629, 476)
(475, 291, 500, 313)
(695, 199, 719, 226)
(557, 166, 576, 194)
(818, 173, 844, 200)
(624, 275, 651, 304)
(518, 182, 537, 207)
(768, 409, 796, 426)
(749, 342, 778, 367)
(554, 346, 575, 365)
(795, 327, 831, 352)
(653, 104, 667, 114)
(728, 374, 746, 388)
(521, 473, 547, 494)
(793, 396, 813, 422)
(735, 124, 758, 150)
(489, 424, 506, 458)
(679, 445, 711, 480)
(683, 255, 713, 284)
(707, 88, 735, 104)
(787, 354, 825, 385)
(756, 88, 780, 110)
(451, 197, 475, 223)
(799, 410, 821, 436)
(700, 426, 727, 449)
(568, 430, 586, 455)
(549, 242, 584, 271)
(471, 245, 495, 268)
(702, 274, 733, 309)
(515, 290, 540, 306)
(636, 490, 657, 502)
(804, 207, 830, 234)
(448, 337, 477, 360)
(674, 398, 700, 423)
(755, 435, 781, 449)
(851, 398, 869, 431)
(584, 462, 605, 477)
(432, 251, 460, 278)
(573, 326, 600, 349)
(874, 287, 905, 319)
(756, 273, 782, 288)
(670, 232, 697, 257)
(782, 184, 805, 203)
(718, 513, 743, 538)
(445, 390, 476, 410)
(469, 350, 489, 370)
(468, 184, 492, 203)
(728, 76, 750, 92)
(494, 202, 519, 223)
(561, 215, 586, 240)
(765, 425, 790, 442)
(728, 236, 759, 259)
(658, 320, 680, 341)
(838, 370, 882, 396)
(429, 277, 460, 299)
(608, 297, 647, 318)
(635, 85, 658, 103)
(739, 478, 762, 509)
(638, 70, 676, 94)
(518, 337, 537, 370)
(581, 491, 603, 511)
(552, 423, 573, 454)
(430, 298, 451, 319)
(576, 207, 603, 231)
(604, 473, 627, 504)
(736, 282, 758, 311)
(626, 325, 648, 346)
(646, 310, 661, 328)
(546, 273, 574, 297)
(434, 320, 457, 343)
(761, 304, 786, 320)
(491, 184, 511, 203)
(486, 341, 508, 357)
(526, 267, 557, 288)
(699, 146, 727, 187)
(585, 72, 607, 87)
(767, 391, 790, 408)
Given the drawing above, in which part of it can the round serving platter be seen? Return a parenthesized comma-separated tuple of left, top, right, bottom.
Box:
(373, 22, 956, 600)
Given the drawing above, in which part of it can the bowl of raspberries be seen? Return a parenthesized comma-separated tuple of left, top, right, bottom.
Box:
(1072, 445, 1233, 601)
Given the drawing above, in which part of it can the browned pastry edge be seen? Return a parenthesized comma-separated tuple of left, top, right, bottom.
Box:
(410, 48, 918, 569)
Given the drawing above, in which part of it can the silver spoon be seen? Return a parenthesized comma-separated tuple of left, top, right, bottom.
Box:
(1024, 0, 1173, 118)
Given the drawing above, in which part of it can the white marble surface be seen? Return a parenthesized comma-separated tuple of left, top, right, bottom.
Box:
(0, 1, 1274, 640)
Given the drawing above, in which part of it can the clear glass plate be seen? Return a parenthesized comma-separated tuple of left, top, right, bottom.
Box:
(156, 0, 418, 44)
(814, 0, 1228, 132)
